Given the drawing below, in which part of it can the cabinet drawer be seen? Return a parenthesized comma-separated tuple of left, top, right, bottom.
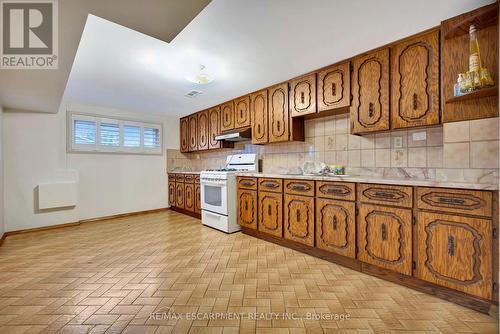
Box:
(175, 174, 185, 183)
(316, 181, 355, 201)
(168, 173, 176, 181)
(258, 178, 282, 193)
(358, 184, 412, 208)
(194, 175, 200, 183)
(184, 174, 195, 183)
(284, 179, 315, 196)
(237, 177, 257, 190)
(417, 187, 492, 217)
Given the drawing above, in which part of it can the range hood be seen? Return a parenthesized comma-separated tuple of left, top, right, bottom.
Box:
(215, 127, 251, 142)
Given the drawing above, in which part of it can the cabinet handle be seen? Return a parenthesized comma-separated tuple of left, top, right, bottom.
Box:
(296, 210, 301, 222)
(413, 93, 418, 110)
(277, 121, 281, 132)
(262, 182, 278, 189)
(374, 191, 395, 199)
(245, 201, 248, 211)
(240, 181, 253, 187)
(300, 91, 305, 104)
(257, 124, 261, 133)
(331, 83, 336, 96)
(381, 224, 386, 241)
(332, 215, 337, 230)
(325, 187, 343, 194)
(268, 204, 272, 216)
(368, 102, 374, 117)
(448, 235, 455, 256)
(290, 184, 307, 191)
(438, 197, 466, 205)
(240, 109, 244, 119)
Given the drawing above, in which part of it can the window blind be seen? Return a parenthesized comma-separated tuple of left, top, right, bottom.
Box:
(124, 125, 141, 147)
(74, 120, 96, 145)
(144, 127, 160, 148)
(100, 122, 120, 146)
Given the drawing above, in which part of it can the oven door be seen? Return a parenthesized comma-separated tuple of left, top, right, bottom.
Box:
(201, 179, 228, 215)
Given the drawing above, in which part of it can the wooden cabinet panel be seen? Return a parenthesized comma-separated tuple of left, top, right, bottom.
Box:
(316, 198, 356, 258)
(351, 48, 390, 134)
(168, 181, 176, 207)
(197, 110, 209, 150)
(185, 183, 195, 212)
(237, 177, 258, 190)
(208, 107, 221, 149)
(175, 174, 185, 183)
(268, 83, 290, 143)
(251, 89, 268, 144)
(417, 187, 492, 217)
(180, 117, 189, 153)
(184, 174, 195, 183)
(391, 30, 440, 129)
(237, 189, 257, 229)
(284, 180, 315, 196)
(357, 204, 413, 275)
(284, 194, 315, 246)
(358, 183, 413, 208)
(188, 114, 198, 152)
(175, 183, 185, 209)
(316, 181, 355, 201)
(416, 211, 492, 299)
(317, 62, 351, 112)
(258, 178, 282, 193)
(259, 191, 283, 237)
(234, 95, 251, 129)
(290, 73, 317, 117)
(195, 184, 201, 214)
(221, 101, 235, 132)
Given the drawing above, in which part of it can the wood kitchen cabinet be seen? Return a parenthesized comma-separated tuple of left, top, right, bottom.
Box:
(391, 30, 440, 129)
(180, 117, 189, 153)
(259, 191, 283, 237)
(237, 188, 258, 230)
(207, 107, 234, 150)
(197, 110, 209, 150)
(221, 101, 235, 132)
(234, 95, 251, 129)
(169, 173, 201, 218)
(289, 73, 317, 117)
(195, 184, 201, 214)
(317, 62, 351, 112)
(351, 48, 390, 134)
(284, 194, 315, 246)
(357, 204, 413, 275)
(316, 198, 356, 258)
(168, 178, 176, 207)
(184, 183, 195, 212)
(188, 114, 198, 152)
(175, 183, 185, 209)
(251, 89, 268, 144)
(416, 211, 493, 299)
(268, 83, 304, 143)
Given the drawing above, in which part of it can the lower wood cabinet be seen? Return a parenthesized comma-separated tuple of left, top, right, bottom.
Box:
(357, 204, 413, 275)
(284, 194, 315, 246)
(168, 180, 176, 207)
(195, 184, 201, 214)
(237, 189, 257, 229)
(258, 191, 283, 237)
(315, 198, 356, 258)
(175, 183, 185, 209)
(184, 183, 195, 212)
(168, 174, 201, 217)
(416, 211, 493, 299)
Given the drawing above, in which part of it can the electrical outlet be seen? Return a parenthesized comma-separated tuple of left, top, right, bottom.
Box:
(412, 131, 427, 141)
(393, 136, 403, 148)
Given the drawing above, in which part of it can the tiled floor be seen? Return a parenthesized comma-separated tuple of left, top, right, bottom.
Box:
(0, 210, 497, 333)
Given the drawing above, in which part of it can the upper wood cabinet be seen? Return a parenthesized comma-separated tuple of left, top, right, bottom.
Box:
(197, 110, 209, 150)
(251, 89, 268, 144)
(188, 114, 197, 152)
(180, 117, 189, 153)
(284, 194, 315, 246)
(208, 107, 220, 149)
(268, 83, 291, 143)
(290, 73, 317, 117)
(391, 30, 440, 129)
(351, 48, 390, 134)
(221, 101, 235, 132)
(317, 62, 351, 112)
(234, 95, 251, 129)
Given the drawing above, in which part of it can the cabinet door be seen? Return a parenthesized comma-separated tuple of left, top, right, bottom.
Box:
(317, 62, 351, 112)
(391, 31, 440, 129)
(175, 183, 185, 209)
(268, 83, 290, 143)
(188, 114, 198, 152)
(290, 73, 317, 117)
(251, 89, 268, 144)
(351, 48, 390, 134)
(416, 211, 492, 299)
(195, 184, 201, 214)
(208, 107, 221, 149)
(185, 183, 195, 212)
(237, 189, 257, 229)
(221, 101, 235, 132)
(357, 204, 412, 275)
(234, 95, 251, 129)
(180, 117, 189, 153)
(168, 181, 176, 207)
(284, 194, 315, 246)
(197, 110, 209, 150)
(258, 191, 283, 237)
(316, 199, 356, 258)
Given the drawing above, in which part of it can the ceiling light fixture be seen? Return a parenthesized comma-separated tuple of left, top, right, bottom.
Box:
(186, 65, 213, 84)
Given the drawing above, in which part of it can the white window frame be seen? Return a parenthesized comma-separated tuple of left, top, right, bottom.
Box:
(68, 111, 163, 155)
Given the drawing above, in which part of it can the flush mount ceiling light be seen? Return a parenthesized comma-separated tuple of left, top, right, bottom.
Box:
(186, 65, 213, 84)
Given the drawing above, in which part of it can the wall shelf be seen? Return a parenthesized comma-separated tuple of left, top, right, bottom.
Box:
(444, 4, 498, 40)
(446, 86, 498, 103)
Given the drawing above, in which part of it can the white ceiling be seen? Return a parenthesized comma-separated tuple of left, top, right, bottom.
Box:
(3, 0, 495, 117)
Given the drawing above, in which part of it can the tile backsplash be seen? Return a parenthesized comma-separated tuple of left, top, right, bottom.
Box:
(168, 115, 499, 185)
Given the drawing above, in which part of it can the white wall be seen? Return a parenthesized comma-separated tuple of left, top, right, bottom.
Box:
(0, 106, 4, 236)
(3, 103, 178, 232)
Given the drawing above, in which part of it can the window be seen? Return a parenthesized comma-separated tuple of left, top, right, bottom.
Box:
(69, 112, 162, 154)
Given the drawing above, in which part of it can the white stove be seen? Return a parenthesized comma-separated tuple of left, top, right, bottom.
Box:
(200, 154, 258, 233)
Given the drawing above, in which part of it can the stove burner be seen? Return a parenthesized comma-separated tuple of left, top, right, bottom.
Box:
(204, 168, 238, 172)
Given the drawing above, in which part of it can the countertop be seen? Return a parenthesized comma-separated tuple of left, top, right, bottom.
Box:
(235, 172, 498, 191)
(167, 171, 200, 174)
